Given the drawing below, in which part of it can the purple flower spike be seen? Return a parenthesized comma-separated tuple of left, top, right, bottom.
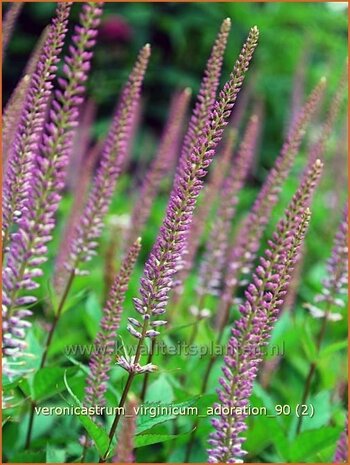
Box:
(127, 27, 259, 346)
(173, 128, 237, 299)
(334, 417, 348, 463)
(64, 44, 151, 279)
(208, 208, 314, 462)
(198, 114, 259, 297)
(309, 64, 347, 166)
(2, 26, 51, 168)
(177, 17, 231, 176)
(2, 3, 103, 374)
(2, 3, 72, 254)
(322, 206, 348, 306)
(127, 87, 191, 248)
(215, 79, 326, 331)
(54, 142, 101, 295)
(208, 160, 323, 462)
(85, 238, 141, 407)
(112, 397, 138, 463)
(305, 205, 348, 321)
(2, 2, 23, 58)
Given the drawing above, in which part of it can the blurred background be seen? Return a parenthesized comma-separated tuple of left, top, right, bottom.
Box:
(3, 2, 348, 159)
(2, 3, 348, 463)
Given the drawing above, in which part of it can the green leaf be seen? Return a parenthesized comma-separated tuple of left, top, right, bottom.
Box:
(78, 414, 110, 459)
(11, 450, 46, 463)
(136, 397, 198, 434)
(319, 339, 348, 359)
(135, 430, 191, 448)
(289, 427, 342, 461)
(244, 390, 287, 459)
(301, 321, 318, 362)
(46, 444, 66, 463)
(33, 366, 78, 401)
(84, 292, 103, 339)
(145, 374, 174, 403)
(300, 391, 332, 432)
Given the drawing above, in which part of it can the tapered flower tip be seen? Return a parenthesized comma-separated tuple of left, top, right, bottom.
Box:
(247, 25, 260, 43)
(251, 114, 258, 123)
(136, 237, 142, 246)
(184, 87, 192, 96)
(320, 76, 327, 84)
(315, 158, 323, 168)
(222, 18, 231, 30)
(143, 43, 151, 55)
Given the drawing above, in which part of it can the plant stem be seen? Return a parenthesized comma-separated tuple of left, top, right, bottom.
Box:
(296, 305, 330, 434)
(40, 270, 76, 368)
(100, 327, 148, 462)
(25, 400, 37, 449)
(99, 372, 136, 462)
(140, 339, 156, 402)
(25, 270, 75, 448)
(184, 354, 216, 461)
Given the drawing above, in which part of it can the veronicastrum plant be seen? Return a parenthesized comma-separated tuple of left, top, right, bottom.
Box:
(2, 3, 347, 464)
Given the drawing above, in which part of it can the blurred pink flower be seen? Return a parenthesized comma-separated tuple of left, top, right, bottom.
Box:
(99, 15, 132, 42)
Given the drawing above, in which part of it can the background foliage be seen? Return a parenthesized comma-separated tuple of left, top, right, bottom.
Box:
(3, 2, 348, 463)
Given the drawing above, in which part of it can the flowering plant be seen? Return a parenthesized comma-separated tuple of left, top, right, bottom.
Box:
(2, 2, 347, 464)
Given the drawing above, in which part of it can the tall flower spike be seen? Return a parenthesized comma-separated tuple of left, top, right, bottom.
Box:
(2, 2, 23, 58)
(63, 44, 150, 279)
(67, 99, 97, 190)
(308, 64, 346, 166)
(126, 88, 191, 248)
(208, 204, 313, 463)
(322, 206, 348, 306)
(124, 28, 259, 359)
(208, 160, 323, 461)
(198, 114, 259, 297)
(304, 205, 348, 320)
(2, 3, 103, 372)
(54, 142, 102, 295)
(215, 78, 326, 332)
(112, 397, 138, 463)
(176, 18, 231, 179)
(287, 47, 308, 134)
(2, 3, 72, 255)
(2, 26, 51, 168)
(172, 128, 237, 301)
(84, 238, 141, 408)
(334, 418, 348, 463)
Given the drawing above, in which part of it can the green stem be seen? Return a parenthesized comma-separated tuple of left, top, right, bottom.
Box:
(140, 339, 156, 402)
(40, 270, 75, 368)
(100, 322, 148, 462)
(296, 304, 330, 434)
(99, 372, 136, 462)
(25, 270, 75, 448)
(25, 400, 37, 449)
(184, 353, 216, 460)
